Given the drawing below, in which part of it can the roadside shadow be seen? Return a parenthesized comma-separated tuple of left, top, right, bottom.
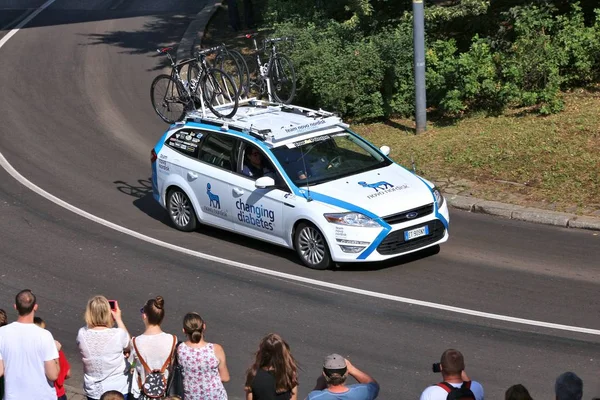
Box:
(383, 119, 415, 134)
(82, 13, 198, 72)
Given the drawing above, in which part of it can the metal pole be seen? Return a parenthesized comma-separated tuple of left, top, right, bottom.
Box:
(413, 0, 427, 133)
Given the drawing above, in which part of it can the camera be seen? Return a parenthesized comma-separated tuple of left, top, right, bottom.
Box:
(432, 362, 442, 373)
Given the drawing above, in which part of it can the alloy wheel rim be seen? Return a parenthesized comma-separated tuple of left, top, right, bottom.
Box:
(298, 226, 325, 265)
(169, 192, 191, 227)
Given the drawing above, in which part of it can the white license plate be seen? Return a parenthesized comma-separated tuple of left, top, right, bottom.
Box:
(404, 225, 429, 241)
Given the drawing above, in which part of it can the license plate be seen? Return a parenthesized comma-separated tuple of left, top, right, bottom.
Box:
(404, 225, 429, 241)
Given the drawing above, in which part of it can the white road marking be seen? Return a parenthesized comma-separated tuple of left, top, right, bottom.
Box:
(0, 0, 55, 48)
(1, 0, 599, 337)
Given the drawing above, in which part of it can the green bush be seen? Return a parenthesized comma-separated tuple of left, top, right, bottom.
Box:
(266, 1, 600, 120)
(275, 22, 386, 120)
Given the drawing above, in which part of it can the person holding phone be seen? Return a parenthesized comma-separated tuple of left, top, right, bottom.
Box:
(76, 296, 131, 400)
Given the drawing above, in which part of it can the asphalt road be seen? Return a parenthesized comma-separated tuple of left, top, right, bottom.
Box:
(0, 1, 599, 399)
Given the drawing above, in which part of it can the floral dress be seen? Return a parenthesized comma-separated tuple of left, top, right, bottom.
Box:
(178, 342, 227, 400)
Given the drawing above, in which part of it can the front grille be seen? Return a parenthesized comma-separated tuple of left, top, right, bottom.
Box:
(382, 203, 434, 225)
(377, 220, 445, 255)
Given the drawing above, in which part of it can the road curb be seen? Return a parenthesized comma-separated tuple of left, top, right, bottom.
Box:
(446, 194, 600, 231)
(177, 0, 222, 61)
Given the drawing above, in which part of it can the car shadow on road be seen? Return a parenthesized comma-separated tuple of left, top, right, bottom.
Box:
(114, 178, 172, 225)
(334, 245, 440, 272)
(114, 178, 441, 270)
(113, 178, 302, 264)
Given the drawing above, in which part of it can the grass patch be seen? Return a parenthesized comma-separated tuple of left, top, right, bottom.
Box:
(353, 88, 600, 213)
(204, 5, 600, 215)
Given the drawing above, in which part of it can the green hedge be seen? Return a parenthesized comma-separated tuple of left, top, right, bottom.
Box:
(268, 2, 600, 120)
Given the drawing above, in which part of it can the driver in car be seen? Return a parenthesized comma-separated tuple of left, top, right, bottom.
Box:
(242, 147, 275, 179)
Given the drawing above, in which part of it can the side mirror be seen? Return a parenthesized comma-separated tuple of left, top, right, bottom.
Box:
(380, 145, 391, 156)
(255, 176, 275, 189)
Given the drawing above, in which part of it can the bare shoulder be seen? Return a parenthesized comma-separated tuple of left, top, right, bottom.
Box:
(212, 343, 226, 353)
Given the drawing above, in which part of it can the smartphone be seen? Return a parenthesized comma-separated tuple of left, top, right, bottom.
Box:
(108, 300, 117, 310)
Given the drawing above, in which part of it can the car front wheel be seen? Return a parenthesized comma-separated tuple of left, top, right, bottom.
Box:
(294, 222, 332, 270)
(166, 188, 197, 232)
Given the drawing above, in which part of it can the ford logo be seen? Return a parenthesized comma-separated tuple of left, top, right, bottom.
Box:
(406, 212, 419, 219)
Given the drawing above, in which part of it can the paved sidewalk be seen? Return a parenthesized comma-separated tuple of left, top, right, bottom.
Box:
(65, 383, 86, 400)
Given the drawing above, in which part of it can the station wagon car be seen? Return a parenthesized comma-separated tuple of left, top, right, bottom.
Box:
(151, 101, 449, 269)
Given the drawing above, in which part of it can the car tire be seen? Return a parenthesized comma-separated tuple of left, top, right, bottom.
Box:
(294, 222, 332, 270)
(166, 188, 197, 232)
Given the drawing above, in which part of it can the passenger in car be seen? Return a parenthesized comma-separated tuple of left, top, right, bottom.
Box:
(242, 147, 274, 179)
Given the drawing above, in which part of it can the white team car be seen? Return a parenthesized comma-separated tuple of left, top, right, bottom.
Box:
(151, 101, 449, 269)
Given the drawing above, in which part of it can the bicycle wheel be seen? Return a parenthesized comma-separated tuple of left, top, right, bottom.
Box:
(269, 54, 296, 104)
(150, 74, 187, 124)
(228, 49, 250, 98)
(201, 68, 239, 118)
(214, 51, 244, 98)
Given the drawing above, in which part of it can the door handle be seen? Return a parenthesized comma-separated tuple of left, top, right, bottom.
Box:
(187, 171, 198, 180)
(232, 187, 244, 196)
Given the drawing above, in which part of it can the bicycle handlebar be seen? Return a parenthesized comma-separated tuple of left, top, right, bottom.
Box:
(265, 36, 294, 44)
(195, 45, 225, 57)
(157, 47, 173, 54)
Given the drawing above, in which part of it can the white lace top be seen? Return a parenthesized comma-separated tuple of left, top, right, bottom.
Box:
(76, 327, 130, 398)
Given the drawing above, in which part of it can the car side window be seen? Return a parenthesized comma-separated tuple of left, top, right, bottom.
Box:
(165, 129, 204, 158)
(238, 143, 288, 189)
(198, 133, 238, 171)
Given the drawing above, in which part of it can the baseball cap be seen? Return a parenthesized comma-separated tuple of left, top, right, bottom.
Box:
(323, 354, 347, 376)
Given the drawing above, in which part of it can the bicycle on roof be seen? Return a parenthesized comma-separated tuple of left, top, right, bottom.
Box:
(243, 33, 297, 104)
(150, 47, 239, 123)
(193, 44, 249, 99)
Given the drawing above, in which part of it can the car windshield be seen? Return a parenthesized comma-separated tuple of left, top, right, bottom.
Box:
(271, 130, 391, 186)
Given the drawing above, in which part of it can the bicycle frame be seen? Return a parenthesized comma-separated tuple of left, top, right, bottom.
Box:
(159, 50, 208, 116)
(248, 36, 279, 102)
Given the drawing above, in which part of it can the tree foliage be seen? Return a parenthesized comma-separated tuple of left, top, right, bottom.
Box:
(264, 0, 600, 120)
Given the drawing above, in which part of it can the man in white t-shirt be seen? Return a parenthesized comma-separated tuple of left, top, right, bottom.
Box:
(419, 349, 484, 400)
(0, 289, 60, 400)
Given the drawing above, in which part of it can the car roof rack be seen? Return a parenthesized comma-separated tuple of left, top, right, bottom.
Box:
(182, 99, 348, 145)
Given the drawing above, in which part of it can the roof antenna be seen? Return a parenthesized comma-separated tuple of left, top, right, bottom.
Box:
(411, 154, 416, 173)
(299, 146, 312, 202)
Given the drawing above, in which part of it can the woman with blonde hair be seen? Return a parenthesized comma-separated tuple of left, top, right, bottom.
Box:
(244, 333, 298, 400)
(130, 296, 176, 399)
(177, 312, 230, 400)
(76, 296, 131, 399)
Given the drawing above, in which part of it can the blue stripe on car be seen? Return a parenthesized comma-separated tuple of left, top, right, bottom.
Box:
(308, 191, 392, 260)
(413, 175, 449, 230)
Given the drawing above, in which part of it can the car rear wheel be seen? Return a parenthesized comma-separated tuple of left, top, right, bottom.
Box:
(167, 188, 197, 232)
(294, 222, 332, 270)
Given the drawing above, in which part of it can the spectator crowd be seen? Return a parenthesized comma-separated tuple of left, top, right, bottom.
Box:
(0, 289, 592, 400)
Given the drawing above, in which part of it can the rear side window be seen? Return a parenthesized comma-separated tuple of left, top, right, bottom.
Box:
(165, 129, 204, 158)
(198, 133, 238, 171)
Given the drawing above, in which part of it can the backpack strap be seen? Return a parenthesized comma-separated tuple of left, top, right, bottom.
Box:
(462, 381, 472, 390)
(437, 382, 455, 393)
(132, 337, 152, 374)
(159, 334, 178, 373)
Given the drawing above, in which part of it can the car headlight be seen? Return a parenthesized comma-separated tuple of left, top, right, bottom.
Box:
(323, 212, 381, 228)
(432, 187, 445, 208)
